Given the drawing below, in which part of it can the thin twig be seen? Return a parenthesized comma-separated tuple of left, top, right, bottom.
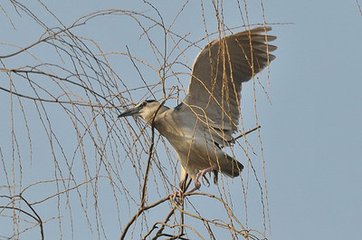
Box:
(231, 125, 261, 143)
(119, 195, 170, 240)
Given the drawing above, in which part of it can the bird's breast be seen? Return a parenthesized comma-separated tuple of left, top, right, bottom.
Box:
(154, 113, 197, 150)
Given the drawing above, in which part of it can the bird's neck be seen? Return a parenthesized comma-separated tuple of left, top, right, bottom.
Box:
(144, 106, 169, 125)
(148, 108, 173, 136)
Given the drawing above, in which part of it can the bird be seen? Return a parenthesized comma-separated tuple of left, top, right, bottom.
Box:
(119, 26, 276, 192)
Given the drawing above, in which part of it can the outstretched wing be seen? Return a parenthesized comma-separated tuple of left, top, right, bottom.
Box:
(178, 26, 276, 144)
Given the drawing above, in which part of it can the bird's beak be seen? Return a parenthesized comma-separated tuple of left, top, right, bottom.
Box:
(118, 106, 141, 118)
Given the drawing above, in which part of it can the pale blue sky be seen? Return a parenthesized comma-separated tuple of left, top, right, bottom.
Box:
(1, 0, 362, 239)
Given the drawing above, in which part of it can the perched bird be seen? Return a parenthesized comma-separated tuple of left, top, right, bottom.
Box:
(119, 26, 276, 192)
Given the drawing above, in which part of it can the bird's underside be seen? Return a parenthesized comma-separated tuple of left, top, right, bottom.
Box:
(153, 108, 244, 192)
(177, 141, 244, 192)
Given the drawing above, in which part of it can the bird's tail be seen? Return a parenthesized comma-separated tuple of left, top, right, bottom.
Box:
(220, 155, 244, 177)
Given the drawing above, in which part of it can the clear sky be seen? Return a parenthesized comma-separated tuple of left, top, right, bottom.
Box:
(1, 0, 362, 239)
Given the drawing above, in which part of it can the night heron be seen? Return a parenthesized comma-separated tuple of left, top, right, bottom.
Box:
(119, 27, 276, 192)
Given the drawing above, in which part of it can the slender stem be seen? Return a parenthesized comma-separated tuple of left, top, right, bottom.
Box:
(231, 125, 261, 143)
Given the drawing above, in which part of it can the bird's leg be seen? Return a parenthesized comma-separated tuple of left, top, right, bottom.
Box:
(188, 166, 216, 192)
(171, 166, 189, 205)
(172, 175, 192, 205)
(178, 168, 189, 192)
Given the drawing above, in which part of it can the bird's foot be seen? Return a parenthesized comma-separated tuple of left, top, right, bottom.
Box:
(170, 189, 184, 205)
(183, 167, 216, 193)
(187, 181, 201, 193)
(195, 166, 216, 188)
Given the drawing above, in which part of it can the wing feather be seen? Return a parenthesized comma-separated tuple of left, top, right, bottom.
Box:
(178, 26, 277, 144)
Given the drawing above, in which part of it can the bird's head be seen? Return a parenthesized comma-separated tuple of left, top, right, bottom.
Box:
(118, 100, 167, 123)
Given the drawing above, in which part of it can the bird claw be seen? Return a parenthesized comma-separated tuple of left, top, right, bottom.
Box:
(194, 166, 216, 189)
(202, 175, 210, 187)
(213, 170, 218, 184)
(170, 190, 184, 205)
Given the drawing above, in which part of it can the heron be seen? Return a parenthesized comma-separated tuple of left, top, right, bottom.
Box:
(119, 26, 276, 192)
